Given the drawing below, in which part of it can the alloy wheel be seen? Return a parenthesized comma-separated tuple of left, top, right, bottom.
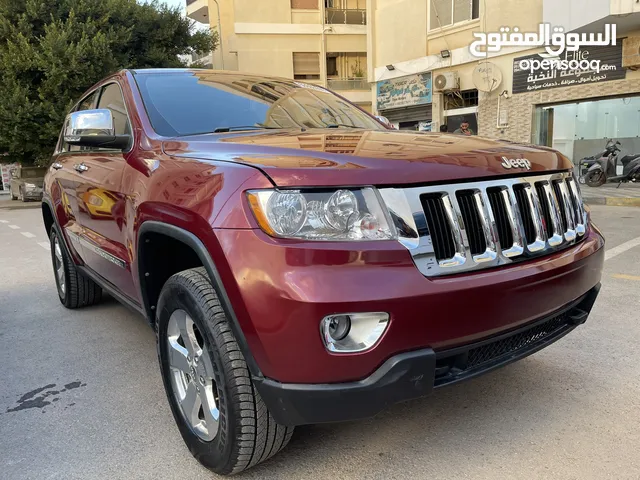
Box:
(167, 309, 220, 441)
(53, 236, 66, 296)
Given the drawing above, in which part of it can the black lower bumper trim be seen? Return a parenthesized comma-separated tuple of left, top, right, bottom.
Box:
(255, 284, 601, 427)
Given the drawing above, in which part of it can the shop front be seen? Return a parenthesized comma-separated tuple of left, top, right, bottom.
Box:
(376, 73, 432, 131)
(513, 44, 640, 165)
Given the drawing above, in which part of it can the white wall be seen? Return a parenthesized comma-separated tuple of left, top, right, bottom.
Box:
(542, 0, 610, 30)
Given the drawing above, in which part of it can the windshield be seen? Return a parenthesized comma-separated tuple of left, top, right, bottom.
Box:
(133, 72, 383, 137)
(21, 168, 47, 179)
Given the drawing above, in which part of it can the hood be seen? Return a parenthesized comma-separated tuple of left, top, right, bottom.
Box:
(162, 129, 572, 187)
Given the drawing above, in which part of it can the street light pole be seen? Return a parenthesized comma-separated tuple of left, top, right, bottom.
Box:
(211, 0, 224, 70)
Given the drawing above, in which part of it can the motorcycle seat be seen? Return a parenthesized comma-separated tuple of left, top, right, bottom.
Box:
(620, 155, 640, 166)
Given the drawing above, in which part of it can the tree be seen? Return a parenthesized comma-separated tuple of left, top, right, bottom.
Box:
(0, 0, 218, 164)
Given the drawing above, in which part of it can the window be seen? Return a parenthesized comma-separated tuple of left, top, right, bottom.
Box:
(133, 71, 383, 136)
(326, 56, 338, 76)
(64, 90, 100, 152)
(293, 52, 320, 80)
(430, 0, 479, 30)
(291, 0, 318, 9)
(97, 83, 131, 136)
(77, 91, 100, 112)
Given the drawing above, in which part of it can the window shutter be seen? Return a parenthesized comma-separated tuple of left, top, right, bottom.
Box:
(293, 53, 320, 75)
(291, 0, 318, 9)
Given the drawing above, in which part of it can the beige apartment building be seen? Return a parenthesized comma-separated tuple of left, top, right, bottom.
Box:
(188, 0, 640, 164)
(187, 0, 371, 111)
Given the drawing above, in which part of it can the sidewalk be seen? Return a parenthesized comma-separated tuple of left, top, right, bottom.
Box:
(581, 182, 640, 207)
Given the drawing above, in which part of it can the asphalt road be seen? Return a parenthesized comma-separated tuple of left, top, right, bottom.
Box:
(1, 196, 640, 480)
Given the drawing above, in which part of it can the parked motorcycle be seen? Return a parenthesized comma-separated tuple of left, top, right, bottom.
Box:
(582, 139, 640, 188)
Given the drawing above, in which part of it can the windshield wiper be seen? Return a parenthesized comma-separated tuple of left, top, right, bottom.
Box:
(212, 125, 281, 133)
(325, 123, 363, 129)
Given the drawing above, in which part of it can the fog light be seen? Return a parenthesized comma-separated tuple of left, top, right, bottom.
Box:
(320, 312, 389, 353)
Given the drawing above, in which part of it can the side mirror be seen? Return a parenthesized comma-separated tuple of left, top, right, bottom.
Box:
(10, 168, 18, 179)
(64, 109, 130, 150)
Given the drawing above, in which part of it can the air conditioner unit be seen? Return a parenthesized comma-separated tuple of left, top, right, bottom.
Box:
(622, 36, 640, 70)
(433, 72, 459, 92)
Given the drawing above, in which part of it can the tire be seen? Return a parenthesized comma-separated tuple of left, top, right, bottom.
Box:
(10, 188, 17, 200)
(50, 226, 103, 308)
(585, 170, 606, 187)
(19, 186, 25, 202)
(156, 267, 293, 475)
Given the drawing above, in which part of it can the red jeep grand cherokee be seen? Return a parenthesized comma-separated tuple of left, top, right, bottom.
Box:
(42, 69, 603, 474)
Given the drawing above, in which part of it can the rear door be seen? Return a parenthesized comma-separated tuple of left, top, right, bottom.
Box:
(74, 82, 138, 300)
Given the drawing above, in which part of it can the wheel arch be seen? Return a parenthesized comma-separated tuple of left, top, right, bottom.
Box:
(137, 221, 263, 378)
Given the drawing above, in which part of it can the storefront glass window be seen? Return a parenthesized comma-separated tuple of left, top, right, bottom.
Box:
(532, 95, 640, 164)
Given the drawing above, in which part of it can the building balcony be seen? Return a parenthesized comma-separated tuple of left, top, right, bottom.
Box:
(325, 8, 366, 25)
(186, 0, 209, 24)
(543, 0, 640, 33)
(327, 78, 369, 90)
(191, 51, 213, 68)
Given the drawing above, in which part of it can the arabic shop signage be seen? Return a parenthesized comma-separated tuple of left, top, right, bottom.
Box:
(512, 44, 625, 94)
(376, 73, 432, 110)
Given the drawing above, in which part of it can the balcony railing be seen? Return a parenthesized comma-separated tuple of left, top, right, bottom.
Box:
(191, 51, 213, 66)
(327, 78, 368, 90)
(325, 8, 366, 25)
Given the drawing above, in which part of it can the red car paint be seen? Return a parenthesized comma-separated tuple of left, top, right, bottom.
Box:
(43, 70, 604, 385)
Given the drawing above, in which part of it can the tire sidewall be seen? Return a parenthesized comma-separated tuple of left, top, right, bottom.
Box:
(156, 279, 237, 472)
(50, 226, 71, 305)
(586, 170, 606, 187)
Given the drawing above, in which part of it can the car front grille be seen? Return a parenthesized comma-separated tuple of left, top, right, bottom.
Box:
(379, 172, 586, 276)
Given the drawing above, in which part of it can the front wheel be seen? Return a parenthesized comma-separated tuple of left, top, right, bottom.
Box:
(49, 226, 103, 308)
(585, 170, 606, 187)
(156, 267, 293, 475)
(10, 188, 17, 200)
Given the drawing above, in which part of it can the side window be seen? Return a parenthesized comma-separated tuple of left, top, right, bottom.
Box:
(97, 83, 132, 137)
(64, 90, 100, 152)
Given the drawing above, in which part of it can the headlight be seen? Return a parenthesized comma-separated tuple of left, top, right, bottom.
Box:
(247, 188, 397, 241)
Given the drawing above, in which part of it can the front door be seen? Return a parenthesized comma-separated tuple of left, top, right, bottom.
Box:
(74, 82, 137, 300)
(52, 89, 101, 262)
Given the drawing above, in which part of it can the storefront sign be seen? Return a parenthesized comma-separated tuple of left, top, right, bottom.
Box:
(0, 163, 17, 191)
(377, 73, 432, 110)
(512, 44, 625, 94)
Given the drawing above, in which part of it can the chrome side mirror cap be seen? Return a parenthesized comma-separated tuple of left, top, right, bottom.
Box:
(64, 109, 130, 150)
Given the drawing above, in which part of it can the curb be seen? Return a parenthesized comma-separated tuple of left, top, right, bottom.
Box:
(585, 197, 640, 207)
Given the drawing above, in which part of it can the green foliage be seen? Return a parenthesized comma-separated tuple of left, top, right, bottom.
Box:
(0, 0, 218, 164)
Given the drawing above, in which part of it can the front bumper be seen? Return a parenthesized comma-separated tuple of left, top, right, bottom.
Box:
(23, 189, 43, 200)
(215, 226, 604, 384)
(255, 285, 600, 426)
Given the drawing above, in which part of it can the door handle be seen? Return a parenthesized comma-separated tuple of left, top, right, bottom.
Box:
(74, 163, 89, 173)
(51, 162, 63, 170)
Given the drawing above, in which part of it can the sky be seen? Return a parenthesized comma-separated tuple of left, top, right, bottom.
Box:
(161, 0, 185, 11)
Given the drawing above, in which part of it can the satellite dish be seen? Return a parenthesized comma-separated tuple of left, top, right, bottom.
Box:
(472, 62, 503, 93)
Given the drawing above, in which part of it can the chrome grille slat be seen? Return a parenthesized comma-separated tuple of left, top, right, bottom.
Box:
(539, 182, 564, 247)
(439, 194, 467, 267)
(522, 184, 547, 252)
(498, 187, 525, 258)
(556, 180, 577, 241)
(474, 190, 498, 263)
(380, 172, 587, 277)
(567, 178, 586, 236)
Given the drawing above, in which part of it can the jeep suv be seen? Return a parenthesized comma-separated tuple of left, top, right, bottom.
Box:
(42, 69, 604, 475)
